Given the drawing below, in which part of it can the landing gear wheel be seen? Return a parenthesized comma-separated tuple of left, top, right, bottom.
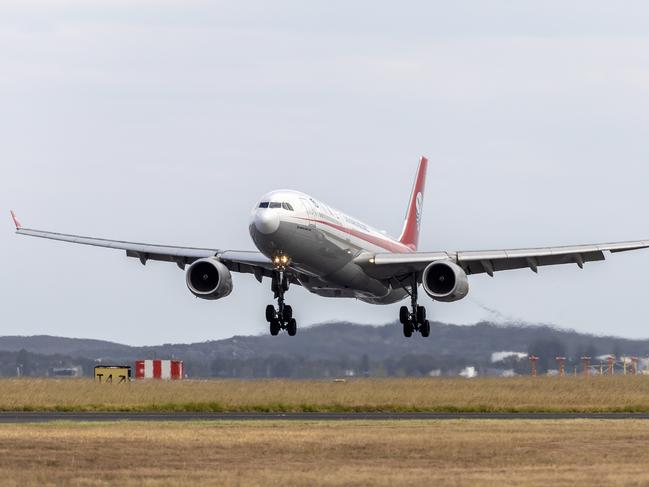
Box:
(265, 305, 276, 322)
(283, 305, 293, 322)
(287, 318, 297, 336)
(268, 270, 298, 336)
(420, 320, 430, 338)
(403, 321, 413, 338)
(416, 306, 426, 325)
(399, 306, 409, 325)
(399, 274, 431, 338)
(270, 319, 281, 336)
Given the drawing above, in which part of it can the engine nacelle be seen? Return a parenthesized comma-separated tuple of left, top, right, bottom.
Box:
(422, 260, 469, 302)
(185, 258, 233, 300)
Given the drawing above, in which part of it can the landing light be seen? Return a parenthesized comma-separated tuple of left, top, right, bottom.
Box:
(272, 254, 291, 268)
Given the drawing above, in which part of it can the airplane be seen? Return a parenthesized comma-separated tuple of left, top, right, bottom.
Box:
(11, 156, 649, 337)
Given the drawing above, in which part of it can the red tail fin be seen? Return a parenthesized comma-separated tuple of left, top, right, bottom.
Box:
(398, 156, 428, 251)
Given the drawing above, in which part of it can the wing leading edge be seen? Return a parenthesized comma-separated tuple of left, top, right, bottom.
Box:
(358, 240, 649, 279)
(14, 221, 274, 278)
(17, 227, 219, 268)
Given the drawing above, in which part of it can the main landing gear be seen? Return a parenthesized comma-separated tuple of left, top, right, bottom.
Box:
(266, 271, 297, 336)
(399, 276, 430, 338)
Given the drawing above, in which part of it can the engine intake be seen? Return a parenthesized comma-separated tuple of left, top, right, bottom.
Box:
(422, 260, 469, 302)
(186, 258, 233, 300)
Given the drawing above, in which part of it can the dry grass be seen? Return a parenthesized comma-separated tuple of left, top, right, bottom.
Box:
(2, 376, 649, 412)
(1, 420, 649, 486)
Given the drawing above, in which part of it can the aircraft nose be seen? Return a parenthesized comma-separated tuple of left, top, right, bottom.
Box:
(254, 210, 280, 235)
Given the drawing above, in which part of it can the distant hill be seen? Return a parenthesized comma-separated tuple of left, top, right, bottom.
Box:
(1, 322, 648, 378)
(0, 335, 132, 357)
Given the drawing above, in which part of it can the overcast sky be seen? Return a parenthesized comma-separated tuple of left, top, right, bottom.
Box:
(3, 1, 649, 345)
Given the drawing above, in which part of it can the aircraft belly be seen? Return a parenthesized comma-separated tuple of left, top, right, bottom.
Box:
(293, 226, 351, 275)
(358, 287, 409, 305)
(251, 219, 394, 300)
(318, 262, 391, 299)
(254, 220, 354, 275)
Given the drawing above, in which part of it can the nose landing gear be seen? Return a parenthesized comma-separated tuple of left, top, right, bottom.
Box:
(266, 272, 297, 336)
(399, 276, 430, 338)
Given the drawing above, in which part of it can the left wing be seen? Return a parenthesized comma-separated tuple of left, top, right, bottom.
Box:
(12, 212, 275, 278)
(357, 240, 649, 280)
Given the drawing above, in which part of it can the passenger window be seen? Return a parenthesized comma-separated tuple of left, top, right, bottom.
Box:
(259, 202, 269, 208)
(282, 202, 294, 211)
(269, 202, 282, 209)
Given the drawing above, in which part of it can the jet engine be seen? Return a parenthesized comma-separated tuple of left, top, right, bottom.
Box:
(185, 258, 233, 300)
(422, 260, 469, 302)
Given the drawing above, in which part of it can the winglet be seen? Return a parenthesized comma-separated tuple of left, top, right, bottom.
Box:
(10, 210, 22, 230)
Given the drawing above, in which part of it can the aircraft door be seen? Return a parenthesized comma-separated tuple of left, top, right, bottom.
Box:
(300, 198, 317, 228)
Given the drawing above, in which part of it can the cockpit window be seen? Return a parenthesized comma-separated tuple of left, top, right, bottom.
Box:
(262, 201, 294, 210)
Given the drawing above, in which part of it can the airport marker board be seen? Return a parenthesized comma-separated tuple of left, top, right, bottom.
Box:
(94, 366, 131, 384)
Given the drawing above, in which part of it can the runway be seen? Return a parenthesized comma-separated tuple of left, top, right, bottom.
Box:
(2, 411, 649, 423)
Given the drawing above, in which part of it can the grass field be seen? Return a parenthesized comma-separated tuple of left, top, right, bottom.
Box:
(2, 376, 649, 412)
(2, 419, 649, 486)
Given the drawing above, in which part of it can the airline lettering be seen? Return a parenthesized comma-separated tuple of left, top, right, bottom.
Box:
(297, 216, 412, 253)
(343, 215, 370, 233)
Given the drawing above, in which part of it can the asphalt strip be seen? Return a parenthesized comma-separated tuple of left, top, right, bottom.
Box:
(2, 412, 649, 423)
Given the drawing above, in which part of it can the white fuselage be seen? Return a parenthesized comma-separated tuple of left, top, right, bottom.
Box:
(249, 190, 411, 304)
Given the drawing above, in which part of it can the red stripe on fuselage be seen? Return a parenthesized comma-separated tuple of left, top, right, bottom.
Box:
(295, 217, 412, 253)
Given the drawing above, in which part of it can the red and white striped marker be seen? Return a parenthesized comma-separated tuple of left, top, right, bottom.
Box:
(135, 360, 183, 379)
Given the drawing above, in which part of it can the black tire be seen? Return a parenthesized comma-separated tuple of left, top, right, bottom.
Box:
(284, 305, 293, 322)
(403, 321, 413, 338)
(265, 305, 276, 322)
(416, 306, 426, 325)
(399, 306, 409, 325)
(287, 318, 297, 336)
(270, 319, 281, 336)
(421, 320, 430, 338)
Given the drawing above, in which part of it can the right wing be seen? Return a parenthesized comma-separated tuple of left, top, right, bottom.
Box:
(12, 212, 276, 279)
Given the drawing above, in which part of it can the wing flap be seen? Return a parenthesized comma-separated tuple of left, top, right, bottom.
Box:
(15, 223, 283, 280)
(457, 247, 613, 276)
(361, 240, 649, 280)
(17, 228, 218, 262)
(460, 250, 606, 276)
(355, 251, 449, 280)
(217, 250, 275, 279)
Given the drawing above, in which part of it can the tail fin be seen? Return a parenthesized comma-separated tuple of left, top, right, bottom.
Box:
(398, 156, 428, 251)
